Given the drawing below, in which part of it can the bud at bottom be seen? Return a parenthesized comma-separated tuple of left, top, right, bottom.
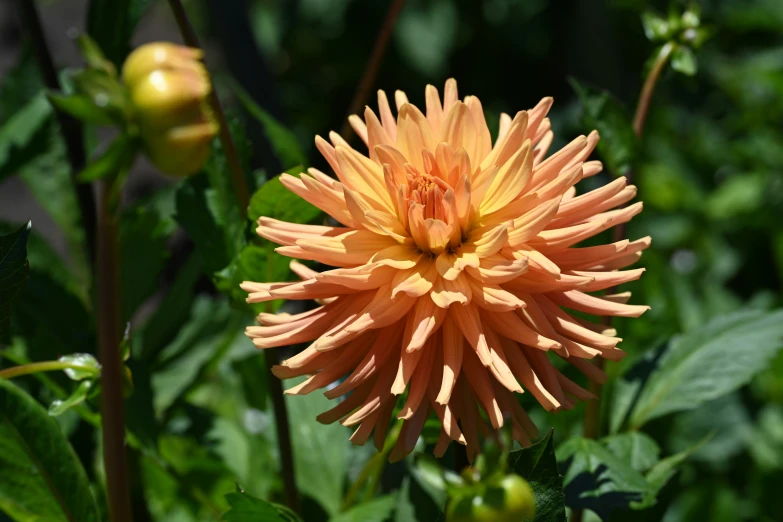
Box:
(142, 121, 218, 177)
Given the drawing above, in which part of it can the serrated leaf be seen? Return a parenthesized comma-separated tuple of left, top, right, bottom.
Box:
(49, 380, 93, 416)
(0, 379, 101, 522)
(671, 46, 698, 76)
(329, 494, 397, 522)
(557, 437, 653, 520)
(0, 94, 52, 182)
(222, 491, 295, 521)
(232, 81, 307, 168)
(0, 221, 31, 341)
(629, 309, 783, 428)
(569, 79, 638, 177)
(602, 432, 661, 473)
(508, 430, 566, 522)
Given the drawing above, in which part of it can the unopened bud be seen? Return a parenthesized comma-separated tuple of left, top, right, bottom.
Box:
(122, 42, 217, 176)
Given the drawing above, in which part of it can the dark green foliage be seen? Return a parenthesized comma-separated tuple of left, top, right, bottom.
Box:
(509, 431, 566, 522)
(0, 222, 30, 341)
(0, 380, 100, 522)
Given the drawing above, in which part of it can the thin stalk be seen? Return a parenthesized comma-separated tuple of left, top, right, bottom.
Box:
(167, 0, 250, 212)
(343, 421, 402, 510)
(340, 0, 407, 139)
(16, 0, 97, 266)
(632, 42, 676, 140)
(96, 177, 133, 522)
(265, 347, 299, 512)
(0, 360, 99, 380)
(575, 36, 675, 522)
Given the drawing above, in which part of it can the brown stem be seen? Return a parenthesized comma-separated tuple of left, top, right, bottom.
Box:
(265, 347, 299, 512)
(632, 42, 675, 140)
(167, 0, 250, 212)
(340, 0, 407, 139)
(96, 178, 132, 522)
(16, 0, 96, 266)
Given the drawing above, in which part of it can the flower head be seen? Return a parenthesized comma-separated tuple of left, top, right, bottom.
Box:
(243, 80, 649, 461)
(122, 42, 217, 176)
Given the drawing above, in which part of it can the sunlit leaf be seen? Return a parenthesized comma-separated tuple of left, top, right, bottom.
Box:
(329, 495, 397, 522)
(671, 46, 698, 76)
(247, 170, 322, 225)
(0, 94, 52, 182)
(222, 491, 294, 522)
(629, 309, 783, 428)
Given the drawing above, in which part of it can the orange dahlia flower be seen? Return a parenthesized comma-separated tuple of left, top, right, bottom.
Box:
(242, 80, 649, 461)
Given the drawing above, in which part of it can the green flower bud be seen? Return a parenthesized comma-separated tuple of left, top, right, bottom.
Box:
(122, 42, 217, 176)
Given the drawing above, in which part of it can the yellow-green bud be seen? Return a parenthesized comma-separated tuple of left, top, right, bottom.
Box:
(122, 42, 217, 177)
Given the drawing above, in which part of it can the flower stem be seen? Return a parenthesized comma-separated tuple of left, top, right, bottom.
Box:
(96, 177, 133, 522)
(265, 347, 299, 512)
(343, 421, 402, 510)
(632, 41, 676, 141)
(340, 0, 407, 140)
(0, 360, 98, 380)
(16, 0, 96, 267)
(167, 0, 250, 212)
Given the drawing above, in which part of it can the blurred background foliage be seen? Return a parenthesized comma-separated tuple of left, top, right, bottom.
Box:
(1, 0, 783, 521)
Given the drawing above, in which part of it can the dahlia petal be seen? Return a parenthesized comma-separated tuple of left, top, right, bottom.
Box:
(461, 347, 504, 429)
(465, 95, 492, 164)
(349, 114, 368, 145)
(441, 102, 480, 167)
(479, 140, 533, 216)
(533, 130, 554, 166)
(295, 230, 399, 266)
(279, 172, 355, 227)
(466, 278, 526, 312)
(324, 325, 402, 399)
(485, 328, 523, 392)
(451, 304, 491, 365)
(464, 253, 528, 284)
(377, 90, 397, 141)
(526, 97, 554, 140)
(558, 372, 596, 401)
(482, 110, 528, 170)
(548, 290, 650, 317)
(370, 242, 423, 269)
(435, 249, 480, 281)
(272, 345, 343, 379)
(497, 112, 512, 143)
(536, 295, 622, 350)
(342, 366, 397, 427)
(425, 84, 444, 134)
(437, 315, 464, 404)
(469, 224, 509, 258)
(431, 274, 472, 308)
(372, 395, 397, 451)
(404, 298, 447, 352)
(256, 217, 343, 246)
(391, 334, 429, 395)
(529, 135, 587, 190)
(391, 259, 438, 298)
(336, 146, 395, 211)
(349, 409, 380, 446)
(394, 90, 409, 110)
(533, 163, 583, 202)
(316, 380, 374, 424)
(399, 333, 436, 418)
(364, 107, 393, 161)
(479, 310, 561, 351)
(565, 355, 608, 384)
(582, 160, 603, 178)
(500, 337, 561, 411)
(443, 78, 458, 113)
(548, 239, 632, 270)
(389, 403, 429, 462)
(284, 334, 374, 395)
(525, 347, 567, 404)
(570, 268, 646, 292)
(507, 197, 562, 246)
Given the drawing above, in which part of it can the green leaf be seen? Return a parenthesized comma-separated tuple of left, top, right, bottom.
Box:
(222, 491, 295, 522)
(0, 379, 100, 522)
(76, 34, 116, 75)
(394, 478, 419, 522)
(59, 353, 101, 380)
(569, 79, 638, 177)
(151, 297, 249, 414)
(508, 430, 566, 522)
(214, 242, 293, 310)
(329, 495, 397, 522)
(641, 11, 672, 42)
(176, 172, 244, 275)
(248, 171, 322, 225)
(118, 194, 176, 321)
(232, 81, 308, 168)
(288, 379, 349, 516)
(602, 432, 661, 473)
(69, 69, 130, 119)
(47, 93, 117, 125)
(671, 46, 698, 76)
(556, 437, 653, 520)
(0, 93, 52, 182)
(78, 134, 137, 182)
(0, 221, 31, 341)
(410, 454, 448, 509)
(629, 309, 783, 428)
(48, 380, 93, 416)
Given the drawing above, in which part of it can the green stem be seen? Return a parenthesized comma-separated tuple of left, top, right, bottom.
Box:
(0, 360, 99, 380)
(96, 176, 133, 522)
(632, 41, 676, 141)
(343, 421, 402, 510)
(167, 0, 250, 212)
